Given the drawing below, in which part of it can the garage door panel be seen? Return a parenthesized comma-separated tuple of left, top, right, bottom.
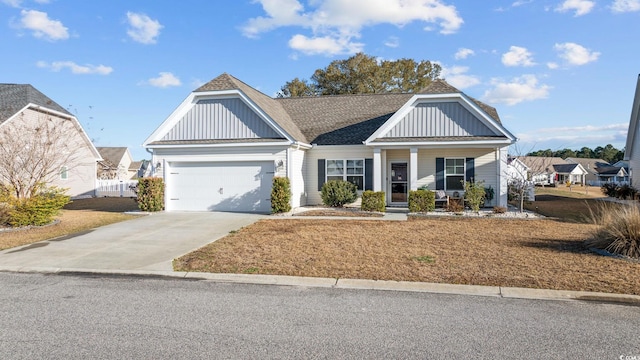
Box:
(168, 161, 273, 213)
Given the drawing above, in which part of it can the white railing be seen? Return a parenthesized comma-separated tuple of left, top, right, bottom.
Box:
(587, 180, 629, 187)
(96, 180, 138, 197)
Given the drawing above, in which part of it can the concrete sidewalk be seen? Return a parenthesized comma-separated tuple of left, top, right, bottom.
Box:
(0, 212, 265, 271)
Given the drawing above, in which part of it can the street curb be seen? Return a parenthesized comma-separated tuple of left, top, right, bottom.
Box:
(1, 266, 639, 305)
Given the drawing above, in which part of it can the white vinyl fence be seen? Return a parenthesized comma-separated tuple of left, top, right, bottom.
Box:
(96, 180, 138, 197)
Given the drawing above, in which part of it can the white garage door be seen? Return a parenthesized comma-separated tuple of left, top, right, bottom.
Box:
(167, 161, 274, 212)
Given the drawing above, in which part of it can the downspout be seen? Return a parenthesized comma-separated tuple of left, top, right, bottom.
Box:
(145, 148, 155, 175)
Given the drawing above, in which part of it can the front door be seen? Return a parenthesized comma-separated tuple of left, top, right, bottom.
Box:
(390, 162, 408, 204)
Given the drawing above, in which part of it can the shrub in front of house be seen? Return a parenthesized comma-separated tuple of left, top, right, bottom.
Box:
(601, 183, 618, 197)
(8, 186, 70, 227)
(585, 202, 640, 259)
(616, 184, 637, 200)
(408, 189, 435, 212)
(137, 177, 164, 212)
(464, 180, 486, 212)
(321, 180, 357, 207)
(361, 191, 385, 212)
(271, 177, 291, 213)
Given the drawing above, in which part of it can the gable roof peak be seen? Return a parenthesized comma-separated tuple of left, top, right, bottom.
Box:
(417, 79, 462, 95)
(0, 83, 72, 123)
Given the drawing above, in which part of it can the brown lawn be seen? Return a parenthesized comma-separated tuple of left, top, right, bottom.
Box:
(174, 216, 640, 295)
(0, 197, 139, 251)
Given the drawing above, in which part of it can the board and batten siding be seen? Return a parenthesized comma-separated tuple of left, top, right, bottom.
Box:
(631, 128, 640, 188)
(288, 147, 306, 207)
(161, 98, 282, 141)
(384, 102, 496, 138)
(305, 145, 373, 205)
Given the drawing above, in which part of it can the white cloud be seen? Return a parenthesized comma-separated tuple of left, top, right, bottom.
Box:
(384, 36, 399, 48)
(288, 34, 363, 55)
(517, 123, 628, 145)
(554, 42, 600, 65)
(502, 46, 536, 67)
(2, 0, 22, 7)
(555, 0, 595, 16)
(243, 0, 463, 55)
(482, 75, 551, 106)
(611, 0, 640, 12)
(19, 9, 68, 41)
(37, 60, 113, 75)
(440, 65, 480, 89)
(126, 12, 162, 44)
(547, 62, 559, 69)
(146, 72, 181, 88)
(454, 47, 474, 60)
(512, 0, 534, 6)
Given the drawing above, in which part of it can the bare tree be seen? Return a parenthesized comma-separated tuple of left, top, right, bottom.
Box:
(0, 110, 86, 199)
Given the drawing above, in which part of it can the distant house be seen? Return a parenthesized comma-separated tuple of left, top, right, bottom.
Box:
(515, 156, 588, 186)
(96, 147, 136, 180)
(0, 83, 101, 197)
(565, 157, 610, 184)
(595, 166, 629, 184)
(624, 74, 640, 188)
(143, 73, 517, 212)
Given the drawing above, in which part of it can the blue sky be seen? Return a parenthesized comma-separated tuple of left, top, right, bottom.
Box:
(2, 0, 639, 160)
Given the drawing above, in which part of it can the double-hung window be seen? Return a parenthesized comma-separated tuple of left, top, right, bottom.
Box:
(60, 166, 68, 180)
(445, 158, 464, 190)
(326, 159, 364, 190)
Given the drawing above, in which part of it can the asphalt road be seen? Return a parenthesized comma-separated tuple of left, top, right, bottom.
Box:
(1, 272, 639, 359)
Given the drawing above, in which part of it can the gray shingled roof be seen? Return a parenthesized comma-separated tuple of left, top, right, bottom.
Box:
(192, 74, 503, 146)
(96, 147, 128, 166)
(595, 166, 625, 175)
(552, 163, 580, 173)
(277, 93, 411, 144)
(196, 73, 308, 143)
(0, 84, 71, 123)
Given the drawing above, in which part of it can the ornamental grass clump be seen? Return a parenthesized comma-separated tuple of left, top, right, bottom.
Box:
(585, 203, 640, 259)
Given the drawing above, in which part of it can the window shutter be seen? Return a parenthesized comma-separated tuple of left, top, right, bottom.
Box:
(364, 158, 373, 191)
(466, 157, 475, 182)
(318, 159, 325, 191)
(436, 158, 444, 190)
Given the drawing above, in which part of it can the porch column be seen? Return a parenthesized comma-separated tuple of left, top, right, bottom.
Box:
(410, 147, 418, 191)
(373, 148, 382, 192)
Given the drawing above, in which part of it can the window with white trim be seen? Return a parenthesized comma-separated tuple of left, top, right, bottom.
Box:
(326, 159, 364, 190)
(445, 158, 464, 190)
(60, 166, 68, 180)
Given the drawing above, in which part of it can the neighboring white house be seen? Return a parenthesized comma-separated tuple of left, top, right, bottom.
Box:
(0, 84, 101, 197)
(96, 146, 137, 180)
(506, 157, 530, 183)
(143, 73, 517, 213)
(624, 74, 640, 188)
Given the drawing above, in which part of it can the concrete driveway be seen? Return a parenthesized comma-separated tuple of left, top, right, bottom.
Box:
(0, 212, 265, 272)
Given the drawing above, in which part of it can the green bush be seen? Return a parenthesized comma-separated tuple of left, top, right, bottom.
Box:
(321, 180, 357, 207)
(137, 177, 164, 212)
(271, 177, 292, 213)
(616, 184, 637, 200)
(361, 191, 385, 212)
(9, 186, 70, 227)
(464, 180, 486, 212)
(408, 189, 435, 212)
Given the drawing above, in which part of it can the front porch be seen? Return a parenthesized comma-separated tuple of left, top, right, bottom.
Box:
(370, 147, 508, 207)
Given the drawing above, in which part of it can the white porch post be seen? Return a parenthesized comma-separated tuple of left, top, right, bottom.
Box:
(373, 148, 382, 191)
(410, 147, 418, 191)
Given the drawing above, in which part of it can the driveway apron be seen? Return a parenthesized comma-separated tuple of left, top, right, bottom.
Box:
(0, 212, 265, 271)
